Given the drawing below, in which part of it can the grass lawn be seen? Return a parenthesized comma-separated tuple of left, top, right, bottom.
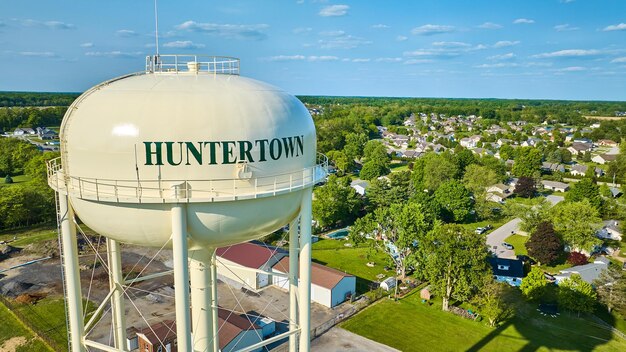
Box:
(389, 162, 409, 172)
(312, 238, 391, 294)
(341, 291, 626, 352)
(0, 174, 32, 188)
(505, 234, 528, 256)
(0, 301, 53, 352)
(0, 226, 57, 248)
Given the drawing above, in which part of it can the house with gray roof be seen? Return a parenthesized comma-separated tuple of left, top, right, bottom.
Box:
(541, 180, 569, 192)
(554, 257, 609, 284)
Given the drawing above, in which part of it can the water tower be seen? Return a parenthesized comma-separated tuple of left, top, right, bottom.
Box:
(48, 55, 327, 352)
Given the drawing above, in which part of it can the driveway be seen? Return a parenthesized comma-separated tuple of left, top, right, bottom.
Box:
(486, 218, 520, 259)
(487, 195, 564, 258)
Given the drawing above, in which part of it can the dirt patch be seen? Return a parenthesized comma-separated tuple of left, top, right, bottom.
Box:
(584, 116, 625, 121)
(0, 336, 27, 352)
(15, 292, 47, 304)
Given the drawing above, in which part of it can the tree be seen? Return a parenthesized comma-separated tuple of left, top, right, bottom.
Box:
(417, 152, 459, 191)
(359, 161, 388, 180)
(343, 132, 368, 163)
(312, 175, 362, 229)
(499, 144, 515, 161)
(326, 150, 351, 175)
(514, 176, 536, 198)
(365, 177, 393, 210)
(505, 197, 552, 234)
(594, 264, 626, 315)
(462, 164, 498, 195)
(526, 222, 562, 266)
(434, 180, 473, 223)
(420, 224, 489, 311)
(550, 200, 602, 253)
(520, 267, 548, 301)
(472, 278, 513, 327)
(558, 274, 597, 316)
(351, 201, 435, 298)
(4, 175, 12, 184)
(567, 252, 589, 266)
(455, 148, 477, 175)
(566, 177, 602, 211)
(512, 147, 542, 177)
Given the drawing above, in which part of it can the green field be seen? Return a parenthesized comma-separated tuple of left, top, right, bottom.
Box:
(0, 226, 57, 248)
(505, 234, 529, 256)
(341, 291, 626, 352)
(312, 238, 391, 294)
(0, 174, 32, 188)
(0, 302, 53, 352)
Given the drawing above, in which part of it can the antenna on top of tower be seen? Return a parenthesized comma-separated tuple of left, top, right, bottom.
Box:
(154, 0, 160, 56)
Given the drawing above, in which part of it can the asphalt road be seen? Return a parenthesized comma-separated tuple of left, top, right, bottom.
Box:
(487, 195, 564, 258)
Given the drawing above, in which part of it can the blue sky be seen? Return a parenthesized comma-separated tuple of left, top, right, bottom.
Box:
(1, 0, 625, 100)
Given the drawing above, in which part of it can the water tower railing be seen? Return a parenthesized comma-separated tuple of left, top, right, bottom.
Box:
(47, 154, 328, 203)
(146, 55, 240, 75)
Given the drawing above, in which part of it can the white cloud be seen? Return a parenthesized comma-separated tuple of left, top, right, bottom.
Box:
(403, 49, 460, 58)
(19, 51, 57, 58)
(116, 29, 138, 37)
(493, 40, 520, 48)
(319, 5, 349, 17)
(266, 55, 306, 61)
(176, 21, 269, 40)
(293, 27, 313, 34)
(411, 24, 455, 35)
(163, 40, 205, 49)
(19, 19, 75, 30)
(318, 33, 371, 49)
(532, 49, 601, 58)
(85, 51, 143, 58)
(513, 18, 534, 24)
(404, 59, 433, 65)
(432, 41, 471, 48)
(610, 57, 626, 63)
(319, 30, 345, 37)
(556, 66, 586, 72)
(352, 58, 371, 63)
(375, 57, 403, 63)
(603, 23, 626, 32)
(488, 53, 515, 60)
(478, 22, 502, 29)
(396, 35, 408, 41)
(554, 24, 579, 32)
(80, 42, 94, 48)
(475, 62, 519, 68)
(308, 55, 339, 61)
(265, 55, 339, 62)
(371, 24, 389, 29)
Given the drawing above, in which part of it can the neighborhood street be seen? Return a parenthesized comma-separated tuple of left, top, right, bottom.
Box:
(487, 195, 564, 258)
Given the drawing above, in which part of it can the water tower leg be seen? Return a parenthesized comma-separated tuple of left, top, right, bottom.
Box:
(298, 189, 313, 352)
(210, 250, 219, 352)
(288, 217, 300, 351)
(59, 194, 85, 352)
(171, 204, 192, 352)
(106, 238, 127, 350)
(190, 249, 219, 352)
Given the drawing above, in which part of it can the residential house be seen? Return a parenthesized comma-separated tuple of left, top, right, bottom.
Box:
(488, 257, 524, 287)
(497, 138, 512, 146)
(350, 180, 368, 196)
(609, 187, 623, 198)
(567, 142, 592, 155)
(597, 220, 622, 241)
(36, 127, 58, 140)
(521, 138, 543, 147)
(13, 127, 35, 135)
(541, 162, 566, 173)
(272, 257, 356, 308)
(485, 183, 513, 203)
(597, 139, 618, 147)
(570, 164, 604, 177)
(554, 257, 609, 284)
(459, 135, 481, 149)
(541, 180, 569, 192)
(216, 242, 286, 292)
(591, 154, 617, 165)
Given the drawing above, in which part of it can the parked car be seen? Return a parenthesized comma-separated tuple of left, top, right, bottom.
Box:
(501, 242, 514, 250)
(517, 255, 536, 265)
(475, 227, 487, 234)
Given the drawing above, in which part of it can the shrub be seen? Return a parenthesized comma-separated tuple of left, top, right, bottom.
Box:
(567, 252, 588, 266)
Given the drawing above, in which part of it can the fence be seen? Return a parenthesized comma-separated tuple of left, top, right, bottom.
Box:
(0, 295, 67, 351)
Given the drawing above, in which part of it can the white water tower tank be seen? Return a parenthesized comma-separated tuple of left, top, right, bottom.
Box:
(50, 55, 326, 249)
